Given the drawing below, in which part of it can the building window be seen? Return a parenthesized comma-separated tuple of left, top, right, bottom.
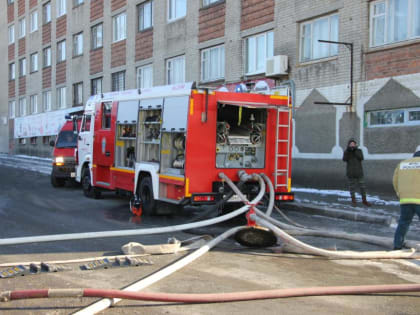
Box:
(112, 71, 125, 91)
(18, 17, 26, 38)
(9, 101, 16, 118)
(73, 0, 84, 7)
(19, 97, 26, 116)
(73, 82, 83, 106)
(43, 2, 51, 24)
(138, 1, 153, 31)
(30, 94, 38, 114)
(203, 0, 220, 6)
(168, 0, 186, 22)
(201, 45, 225, 82)
(19, 58, 26, 77)
(30, 52, 38, 73)
(43, 90, 51, 111)
(30, 137, 37, 145)
(91, 77, 102, 95)
(300, 14, 339, 62)
(9, 63, 15, 81)
(57, 87, 67, 109)
(43, 46, 51, 67)
(73, 32, 83, 56)
(8, 0, 15, 4)
(57, 0, 66, 17)
(18, 138, 26, 145)
(246, 31, 274, 74)
(137, 64, 153, 88)
(370, 0, 420, 47)
(8, 24, 14, 44)
(112, 12, 127, 42)
(30, 10, 38, 33)
(367, 107, 420, 127)
(166, 55, 185, 84)
(91, 23, 103, 49)
(42, 136, 51, 145)
(57, 40, 66, 62)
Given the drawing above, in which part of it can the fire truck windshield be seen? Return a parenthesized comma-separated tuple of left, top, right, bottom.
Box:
(55, 131, 78, 148)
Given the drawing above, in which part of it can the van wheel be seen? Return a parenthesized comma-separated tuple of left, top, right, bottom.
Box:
(139, 176, 156, 215)
(82, 167, 101, 199)
(51, 173, 65, 187)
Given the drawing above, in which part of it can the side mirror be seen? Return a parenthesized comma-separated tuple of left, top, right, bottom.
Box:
(49, 140, 55, 147)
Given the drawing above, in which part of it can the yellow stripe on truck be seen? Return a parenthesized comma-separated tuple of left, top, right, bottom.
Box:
(110, 167, 135, 174)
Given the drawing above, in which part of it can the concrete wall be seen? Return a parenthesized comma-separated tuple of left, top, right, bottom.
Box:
(0, 0, 8, 153)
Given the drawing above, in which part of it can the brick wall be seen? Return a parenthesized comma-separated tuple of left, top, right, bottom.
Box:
(90, 0, 104, 22)
(18, 76, 26, 95)
(365, 43, 420, 80)
(42, 67, 51, 89)
(29, 0, 37, 9)
(18, 38, 25, 57)
(241, 0, 274, 31)
(18, 0, 25, 17)
(111, 0, 126, 12)
(42, 24, 51, 45)
(8, 44, 15, 61)
(8, 81, 15, 98)
(90, 48, 103, 74)
(56, 62, 66, 85)
(111, 40, 126, 68)
(135, 30, 153, 61)
(199, 2, 225, 43)
(7, 3, 14, 23)
(56, 16, 67, 39)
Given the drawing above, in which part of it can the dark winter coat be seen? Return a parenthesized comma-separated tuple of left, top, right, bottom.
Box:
(343, 147, 364, 178)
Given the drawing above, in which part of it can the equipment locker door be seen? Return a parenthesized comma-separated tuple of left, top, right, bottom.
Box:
(93, 101, 116, 187)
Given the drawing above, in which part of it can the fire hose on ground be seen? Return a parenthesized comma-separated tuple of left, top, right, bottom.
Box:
(0, 171, 419, 314)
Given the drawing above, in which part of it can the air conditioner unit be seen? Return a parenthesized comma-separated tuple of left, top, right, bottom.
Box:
(265, 55, 288, 77)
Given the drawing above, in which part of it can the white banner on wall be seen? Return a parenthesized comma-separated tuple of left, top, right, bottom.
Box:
(14, 107, 83, 138)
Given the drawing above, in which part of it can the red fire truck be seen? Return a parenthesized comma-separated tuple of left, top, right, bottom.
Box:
(75, 82, 293, 215)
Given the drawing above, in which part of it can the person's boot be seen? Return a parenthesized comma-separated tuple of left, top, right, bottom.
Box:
(362, 195, 371, 207)
(351, 194, 357, 206)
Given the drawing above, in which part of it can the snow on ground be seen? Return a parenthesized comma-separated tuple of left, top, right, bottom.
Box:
(0, 153, 52, 175)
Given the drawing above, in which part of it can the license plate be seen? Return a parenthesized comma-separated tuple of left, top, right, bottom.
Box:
(70, 172, 76, 178)
(227, 195, 242, 202)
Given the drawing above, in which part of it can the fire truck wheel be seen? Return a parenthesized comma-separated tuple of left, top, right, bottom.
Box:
(139, 176, 156, 215)
(51, 174, 65, 188)
(82, 167, 101, 199)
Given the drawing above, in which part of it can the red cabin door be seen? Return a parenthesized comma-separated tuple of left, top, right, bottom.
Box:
(93, 101, 116, 187)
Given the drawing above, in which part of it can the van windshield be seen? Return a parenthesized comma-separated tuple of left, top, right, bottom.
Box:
(56, 131, 77, 148)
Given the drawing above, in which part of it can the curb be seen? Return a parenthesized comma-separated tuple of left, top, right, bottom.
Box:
(282, 202, 394, 226)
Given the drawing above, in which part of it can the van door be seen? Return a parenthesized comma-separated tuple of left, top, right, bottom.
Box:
(78, 113, 93, 173)
(93, 101, 116, 187)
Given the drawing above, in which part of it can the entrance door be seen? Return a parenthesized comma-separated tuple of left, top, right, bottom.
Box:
(93, 101, 116, 187)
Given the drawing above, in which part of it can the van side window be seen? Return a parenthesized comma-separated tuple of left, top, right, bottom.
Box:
(102, 102, 112, 129)
(81, 115, 91, 132)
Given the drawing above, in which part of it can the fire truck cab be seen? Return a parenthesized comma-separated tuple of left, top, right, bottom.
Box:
(76, 82, 293, 215)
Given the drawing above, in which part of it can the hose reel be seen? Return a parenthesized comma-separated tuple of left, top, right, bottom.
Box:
(172, 135, 185, 169)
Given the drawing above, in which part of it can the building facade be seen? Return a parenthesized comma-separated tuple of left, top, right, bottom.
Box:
(3, 0, 420, 192)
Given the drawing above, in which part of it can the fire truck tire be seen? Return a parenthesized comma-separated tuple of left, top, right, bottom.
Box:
(139, 176, 156, 215)
(51, 174, 65, 188)
(82, 167, 101, 199)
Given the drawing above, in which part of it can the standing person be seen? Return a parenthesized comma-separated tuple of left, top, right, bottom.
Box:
(342, 139, 371, 207)
(393, 147, 420, 250)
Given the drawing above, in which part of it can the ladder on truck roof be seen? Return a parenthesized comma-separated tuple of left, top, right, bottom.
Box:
(274, 96, 292, 191)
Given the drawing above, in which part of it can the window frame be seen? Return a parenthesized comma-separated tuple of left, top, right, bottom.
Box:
(366, 107, 420, 127)
(43, 46, 51, 68)
(30, 10, 38, 33)
(201, 44, 225, 82)
(299, 14, 339, 63)
(73, 82, 83, 106)
(57, 40, 66, 63)
(9, 62, 15, 81)
(73, 32, 83, 56)
(43, 2, 51, 24)
(112, 12, 127, 43)
(168, 0, 187, 22)
(30, 52, 38, 73)
(19, 97, 26, 117)
(57, 86, 67, 109)
(369, 0, 420, 47)
(19, 58, 26, 77)
(136, 64, 153, 89)
(245, 31, 274, 75)
(166, 55, 185, 84)
(9, 100, 16, 119)
(18, 17, 26, 38)
(57, 0, 67, 18)
(138, 0, 153, 31)
(73, 0, 84, 7)
(43, 90, 52, 111)
(8, 24, 15, 44)
(91, 77, 103, 96)
(30, 94, 38, 114)
(91, 23, 103, 50)
(111, 71, 126, 91)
